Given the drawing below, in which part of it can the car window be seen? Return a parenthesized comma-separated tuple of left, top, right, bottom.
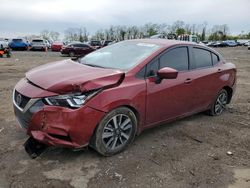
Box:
(212, 53, 219, 65)
(73, 44, 82, 47)
(160, 47, 189, 71)
(146, 59, 159, 77)
(80, 41, 160, 70)
(193, 48, 212, 68)
(74, 44, 88, 48)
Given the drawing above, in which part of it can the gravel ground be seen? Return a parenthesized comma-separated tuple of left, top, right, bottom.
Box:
(0, 47, 249, 188)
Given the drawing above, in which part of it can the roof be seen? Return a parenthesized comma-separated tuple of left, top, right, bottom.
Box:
(130, 39, 198, 47)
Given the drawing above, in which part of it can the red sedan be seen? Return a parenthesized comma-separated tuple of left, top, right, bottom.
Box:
(13, 39, 236, 157)
(51, 42, 64, 52)
(60, 42, 95, 57)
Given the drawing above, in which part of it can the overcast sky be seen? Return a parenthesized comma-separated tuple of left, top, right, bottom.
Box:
(1, 0, 250, 38)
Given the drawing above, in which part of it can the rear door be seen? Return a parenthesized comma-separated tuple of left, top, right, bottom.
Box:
(145, 46, 196, 126)
(188, 47, 221, 111)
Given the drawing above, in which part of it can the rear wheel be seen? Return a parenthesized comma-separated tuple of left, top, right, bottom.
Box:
(208, 89, 228, 116)
(92, 107, 137, 156)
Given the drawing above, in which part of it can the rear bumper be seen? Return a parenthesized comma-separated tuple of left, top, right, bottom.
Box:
(30, 46, 46, 50)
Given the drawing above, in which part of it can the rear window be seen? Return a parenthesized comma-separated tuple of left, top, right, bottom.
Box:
(193, 48, 212, 68)
(32, 40, 44, 42)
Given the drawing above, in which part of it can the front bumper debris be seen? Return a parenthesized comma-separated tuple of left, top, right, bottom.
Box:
(24, 137, 48, 159)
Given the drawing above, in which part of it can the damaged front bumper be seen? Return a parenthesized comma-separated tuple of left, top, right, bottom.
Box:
(13, 84, 105, 150)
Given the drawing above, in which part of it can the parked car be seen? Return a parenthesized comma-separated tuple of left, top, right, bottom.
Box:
(0, 38, 9, 49)
(9, 38, 29, 50)
(61, 42, 95, 57)
(150, 34, 166, 39)
(13, 39, 236, 157)
(208, 41, 228, 48)
(30, 39, 48, 51)
(89, 40, 102, 49)
(44, 40, 51, 49)
(244, 41, 250, 46)
(51, 42, 64, 51)
(102, 40, 113, 47)
(224, 40, 237, 47)
(248, 45, 250, 50)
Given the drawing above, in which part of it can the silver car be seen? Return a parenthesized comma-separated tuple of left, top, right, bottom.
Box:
(30, 39, 47, 51)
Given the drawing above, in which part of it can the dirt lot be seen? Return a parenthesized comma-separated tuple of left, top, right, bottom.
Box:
(0, 47, 249, 188)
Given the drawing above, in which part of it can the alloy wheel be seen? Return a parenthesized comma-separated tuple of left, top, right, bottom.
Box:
(214, 91, 228, 115)
(102, 114, 132, 151)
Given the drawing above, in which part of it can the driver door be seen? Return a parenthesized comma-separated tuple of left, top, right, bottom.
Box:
(145, 46, 195, 127)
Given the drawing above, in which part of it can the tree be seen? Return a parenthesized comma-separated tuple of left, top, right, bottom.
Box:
(40, 30, 60, 41)
(176, 28, 186, 36)
(64, 27, 89, 42)
(40, 30, 50, 40)
(50, 31, 60, 41)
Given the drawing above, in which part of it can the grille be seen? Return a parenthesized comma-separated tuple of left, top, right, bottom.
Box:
(14, 91, 30, 109)
(14, 104, 33, 129)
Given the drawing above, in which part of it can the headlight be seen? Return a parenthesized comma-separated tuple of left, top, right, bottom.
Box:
(44, 90, 100, 108)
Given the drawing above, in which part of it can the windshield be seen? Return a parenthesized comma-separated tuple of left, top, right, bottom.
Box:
(80, 41, 160, 70)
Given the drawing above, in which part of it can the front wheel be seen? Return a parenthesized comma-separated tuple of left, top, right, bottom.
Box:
(208, 89, 228, 116)
(91, 107, 137, 156)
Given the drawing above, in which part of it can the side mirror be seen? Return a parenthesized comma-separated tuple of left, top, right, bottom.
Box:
(157, 67, 178, 79)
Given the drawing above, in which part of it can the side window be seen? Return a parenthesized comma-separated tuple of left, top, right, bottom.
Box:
(193, 48, 213, 68)
(159, 47, 189, 71)
(136, 66, 146, 78)
(146, 59, 159, 77)
(212, 53, 219, 65)
(74, 44, 85, 47)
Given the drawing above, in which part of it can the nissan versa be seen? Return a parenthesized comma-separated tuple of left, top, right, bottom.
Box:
(13, 39, 236, 156)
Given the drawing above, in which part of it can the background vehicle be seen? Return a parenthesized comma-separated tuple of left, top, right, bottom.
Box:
(89, 40, 102, 49)
(44, 40, 51, 49)
(101, 40, 113, 47)
(150, 34, 166, 39)
(0, 38, 9, 49)
(248, 45, 250, 50)
(13, 39, 236, 157)
(61, 42, 95, 57)
(224, 40, 237, 47)
(30, 39, 48, 51)
(244, 41, 250, 46)
(9, 38, 29, 50)
(51, 42, 64, 51)
(177, 34, 199, 43)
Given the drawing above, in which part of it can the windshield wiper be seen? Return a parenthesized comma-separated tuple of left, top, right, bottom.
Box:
(84, 63, 106, 68)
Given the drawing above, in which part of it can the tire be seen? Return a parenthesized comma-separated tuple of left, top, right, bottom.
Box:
(91, 107, 137, 156)
(69, 51, 75, 57)
(208, 89, 228, 116)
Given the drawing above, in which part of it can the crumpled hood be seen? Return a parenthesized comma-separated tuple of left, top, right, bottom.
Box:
(26, 59, 124, 94)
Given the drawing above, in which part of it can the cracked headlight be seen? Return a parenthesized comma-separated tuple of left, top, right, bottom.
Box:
(44, 90, 100, 108)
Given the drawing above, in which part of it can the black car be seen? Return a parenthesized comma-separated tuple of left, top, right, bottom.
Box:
(61, 43, 95, 57)
(102, 40, 113, 47)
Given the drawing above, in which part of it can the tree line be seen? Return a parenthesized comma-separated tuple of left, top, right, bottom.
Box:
(23, 20, 250, 42)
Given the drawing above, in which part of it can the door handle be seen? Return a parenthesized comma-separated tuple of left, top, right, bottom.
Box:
(217, 69, 223, 73)
(184, 78, 192, 84)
